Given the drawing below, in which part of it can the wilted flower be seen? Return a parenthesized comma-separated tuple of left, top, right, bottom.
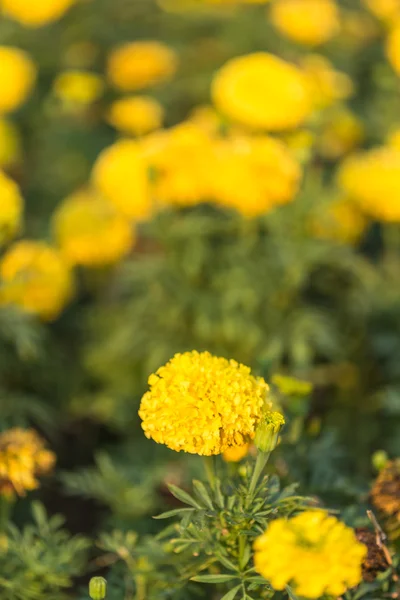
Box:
(0, 170, 23, 246)
(53, 70, 104, 106)
(139, 351, 271, 455)
(0, 428, 55, 497)
(0, 0, 75, 27)
(254, 510, 367, 598)
(107, 41, 178, 91)
(53, 189, 134, 267)
(355, 528, 390, 582)
(371, 459, 400, 524)
(92, 139, 151, 220)
(270, 0, 339, 47)
(0, 47, 36, 114)
(107, 96, 164, 136)
(212, 52, 313, 131)
(0, 241, 74, 320)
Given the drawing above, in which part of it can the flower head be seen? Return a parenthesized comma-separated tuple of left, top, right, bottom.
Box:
(139, 351, 271, 455)
(0, 241, 74, 320)
(254, 411, 285, 452)
(0, 47, 36, 114)
(254, 510, 367, 598)
(107, 41, 178, 92)
(53, 189, 134, 266)
(355, 528, 389, 582)
(53, 70, 104, 106)
(212, 52, 313, 131)
(107, 96, 164, 136)
(0, 0, 75, 27)
(0, 170, 23, 246)
(270, 0, 339, 47)
(0, 428, 55, 497)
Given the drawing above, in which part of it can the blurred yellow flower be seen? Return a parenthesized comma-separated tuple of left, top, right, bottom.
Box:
(301, 54, 354, 110)
(386, 23, 400, 75)
(223, 443, 250, 462)
(92, 139, 151, 220)
(338, 146, 400, 222)
(254, 510, 366, 598)
(0, 119, 22, 167)
(0, 0, 75, 27)
(139, 350, 271, 455)
(340, 10, 379, 48)
(0, 241, 74, 320)
(0, 171, 23, 246)
(387, 127, 400, 149)
(0, 428, 55, 498)
(107, 41, 178, 91)
(53, 189, 134, 267)
(0, 47, 36, 115)
(211, 134, 301, 216)
(188, 104, 222, 135)
(270, 0, 339, 47)
(317, 106, 364, 159)
(311, 198, 367, 244)
(212, 52, 313, 131)
(53, 70, 104, 106)
(107, 96, 164, 136)
(363, 0, 400, 23)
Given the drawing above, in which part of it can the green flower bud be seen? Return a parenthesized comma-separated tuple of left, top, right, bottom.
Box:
(254, 411, 285, 453)
(89, 577, 107, 600)
(372, 450, 388, 472)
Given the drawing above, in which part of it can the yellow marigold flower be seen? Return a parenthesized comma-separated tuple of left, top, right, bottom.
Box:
(0, 241, 74, 320)
(223, 443, 250, 462)
(0, 428, 55, 497)
(53, 189, 134, 267)
(0, 119, 22, 167)
(0, 0, 75, 27)
(317, 106, 364, 160)
(337, 146, 400, 222)
(107, 96, 164, 136)
(254, 510, 367, 598)
(139, 350, 271, 455)
(212, 52, 313, 131)
(270, 0, 339, 47)
(0, 170, 23, 246)
(211, 134, 301, 217)
(107, 41, 178, 92)
(386, 23, 400, 75)
(0, 47, 36, 115)
(363, 0, 400, 23)
(92, 139, 151, 220)
(53, 70, 104, 106)
(301, 54, 354, 110)
(311, 198, 367, 244)
(188, 104, 222, 135)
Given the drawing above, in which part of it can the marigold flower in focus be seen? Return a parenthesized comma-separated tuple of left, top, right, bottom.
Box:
(270, 0, 339, 47)
(53, 70, 104, 106)
(107, 41, 178, 92)
(386, 23, 400, 75)
(0, 428, 55, 497)
(301, 54, 354, 110)
(337, 146, 400, 222)
(371, 459, 400, 527)
(0, 241, 74, 320)
(139, 350, 272, 455)
(254, 510, 367, 598)
(53, 189, 134, 267)
(0, 119, 22, 167)
(0, 170, 23, 246)
(107, 96, 164, 136)
(92, 139, 151, 220)
(0, 47, 36, 115)
(212, 52, 313, 131)
(0, 0, 75, 27)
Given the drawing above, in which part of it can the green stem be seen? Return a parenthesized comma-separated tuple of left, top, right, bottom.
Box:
(203, 456, 216, 491)
(247, 451, 270, 504)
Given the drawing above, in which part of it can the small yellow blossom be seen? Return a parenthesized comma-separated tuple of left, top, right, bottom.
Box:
(270, 0, 339, 47)
(107, 96, 164, 136)
(386, 23, 400, 75)
(0, 47, 36, 115)
(223, 443, 250, 462)
(0, 241, 74, 320)
(0, 170, 23, 245)
(139, 350, 272, 455)
(92, 139, 151, 220)
(107, 41, 178, 92)
(53, 70, 104, 106)
(0, 119, 22, 167)
(212, 52, 313, 131)
(363, 0, 400, 23)
(254, 510, 367, 598)
(0, 428, 55, 497)
(337, 146, 400, 222)
(301, 54, 354, 110)
(317, 107, 364, 159)
(0, 0, 75, 27)
(53, 189, 135, 267)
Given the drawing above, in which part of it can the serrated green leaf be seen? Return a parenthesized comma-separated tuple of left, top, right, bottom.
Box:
(193, 480, 214, 510)
(153, 508, 194, 519)
(191, 574, 238, 583)
(167, 484, 202, 509)
(214, 479, 225, 508)
(219, 584, 241, 600)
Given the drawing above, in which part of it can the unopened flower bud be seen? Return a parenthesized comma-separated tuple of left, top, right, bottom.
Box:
(89, 577, 107, 599)
(254, 411, 285, 453)
(372, 450, 388, 473)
